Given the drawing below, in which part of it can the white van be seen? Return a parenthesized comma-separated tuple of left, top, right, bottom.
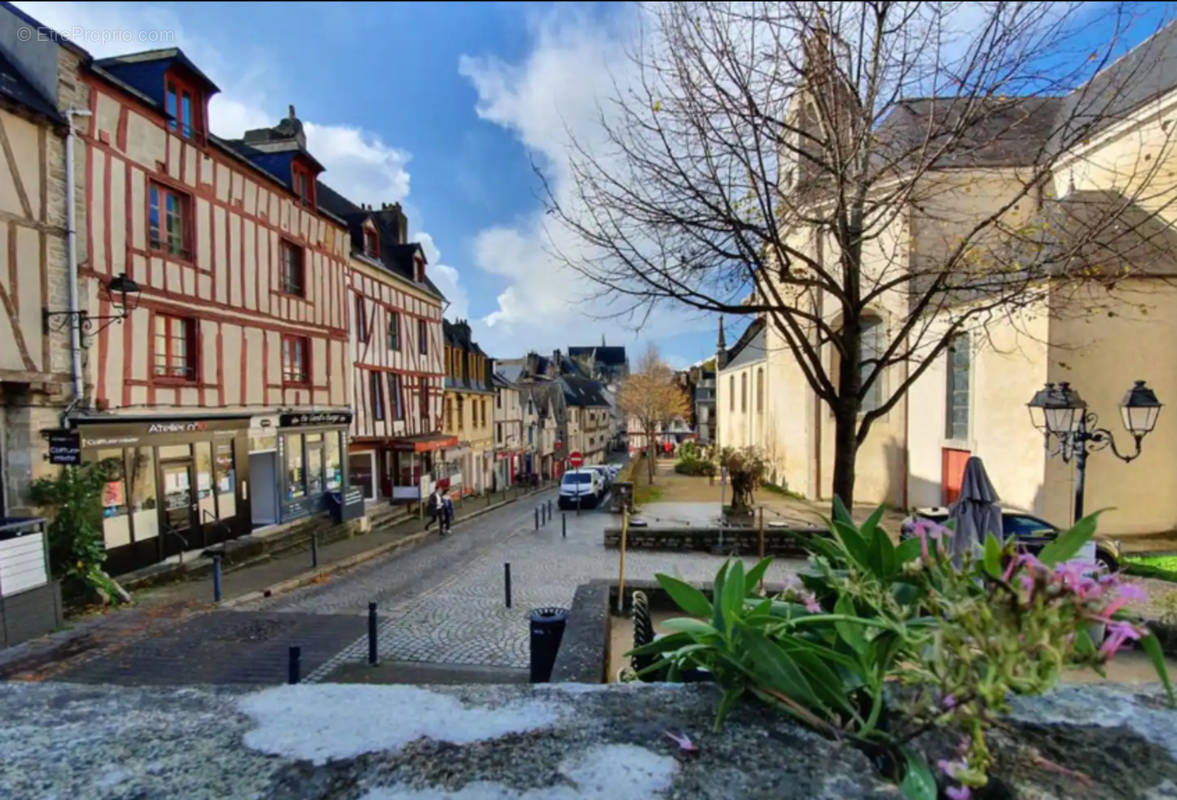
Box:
(558, 469, 601, 509)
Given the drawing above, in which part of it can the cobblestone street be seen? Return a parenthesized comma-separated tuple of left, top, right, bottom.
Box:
(240, 488, 804, 675)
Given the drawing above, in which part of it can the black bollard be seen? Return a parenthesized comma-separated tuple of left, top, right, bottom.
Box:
(562, 513, 566, 538)
(504, 562, 512, 608)
(288, 646, 301, 684)
(547, 499, 552, 518)
(368, 602, 378, 665)
(535, 506, 539, 530)
(212, 555, 222, 602)
(311, 533, 319, 568)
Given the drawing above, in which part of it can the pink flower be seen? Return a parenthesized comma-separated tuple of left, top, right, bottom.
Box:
(941, 693, 957, 710)
(1098, 620, 1143, 659)
(1018, 573, 1036, 599)
(1100, 583, 1148, 620)
(938, 759, 965, 779)
(802, 591, 821, 613)
(663, 730, 698, 753)
(946, 785, 972, 800)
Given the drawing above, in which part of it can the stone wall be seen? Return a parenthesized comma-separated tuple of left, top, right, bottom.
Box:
(603, 526, 808, 558)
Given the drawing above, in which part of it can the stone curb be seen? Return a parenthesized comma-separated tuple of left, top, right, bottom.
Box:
(219, 487, 552, 609)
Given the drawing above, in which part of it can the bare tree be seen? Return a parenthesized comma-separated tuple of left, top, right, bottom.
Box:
(546, 1, 1177, 508)
(617, 345, 691, 484)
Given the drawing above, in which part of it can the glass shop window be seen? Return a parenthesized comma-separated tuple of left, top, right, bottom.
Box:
(214, 440, 236, 519)
(306, 432, 324, 496)
(97, 449, 131, 549)
(194, 441, 216, 524)
(324, 432, 342, 492)
(128, 447, 159, 542)
(285, 433, 305, 500)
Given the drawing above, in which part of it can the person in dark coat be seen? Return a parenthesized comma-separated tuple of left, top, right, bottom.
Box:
(424, 487, 443, 532)
(442, 494, 455, 533)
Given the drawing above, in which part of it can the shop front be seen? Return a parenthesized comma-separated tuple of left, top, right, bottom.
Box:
(273, 412, 351, 523)
(74, 415, 250, 576)
(389, 433, 457, 505)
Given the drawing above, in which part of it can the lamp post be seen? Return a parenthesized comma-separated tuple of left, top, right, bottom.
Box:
(1027, 380, 1162, 523)
(43, 272, 141, 339)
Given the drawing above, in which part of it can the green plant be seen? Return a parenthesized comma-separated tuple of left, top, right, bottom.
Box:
(760, 481, 805, 500)
(28, 460, 124, 604)
(631, 500, 1173, 799)
(1126, 555, 1177, 583)
(678, 440, 699, 460)
(674, 458, 716, 477)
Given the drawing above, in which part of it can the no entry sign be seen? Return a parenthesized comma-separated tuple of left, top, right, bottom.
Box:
(569, 450, 583, 468)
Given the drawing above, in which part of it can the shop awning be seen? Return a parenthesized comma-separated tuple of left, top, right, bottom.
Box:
(390, 433, 459, 453)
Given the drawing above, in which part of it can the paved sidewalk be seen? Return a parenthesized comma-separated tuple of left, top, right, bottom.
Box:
(132, 483, 554, 609)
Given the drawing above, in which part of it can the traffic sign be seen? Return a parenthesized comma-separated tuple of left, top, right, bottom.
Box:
(569, 451, 583, 468)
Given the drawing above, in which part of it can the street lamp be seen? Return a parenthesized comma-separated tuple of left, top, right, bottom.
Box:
(43, 272, 141, 337)
(1027, 380, 1162, 522)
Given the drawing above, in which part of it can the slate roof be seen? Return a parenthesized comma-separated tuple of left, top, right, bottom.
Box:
(443, 319, 494, 393)
(721, 318, 767, 370)
(93, 48, 220, 93)
(568, 346, 628, 366)
(560, 375, 610, 407)
(316, 181, 444, 299)
(0, 47, 63, 124)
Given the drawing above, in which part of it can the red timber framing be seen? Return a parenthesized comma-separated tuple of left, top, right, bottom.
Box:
(78, 69, 351, 413)
(347, 264, 445, 446)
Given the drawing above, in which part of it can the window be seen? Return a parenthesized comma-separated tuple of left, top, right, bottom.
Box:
(387, 310, 400, 350)
(291, 162, 316, 208)
(420, 382, 429, 419)
(282, 335, 310, 385)
(148, 182, 191, 258)
(285, 432, 305, 499)
(370, 371, 385, 421)
(364, 228, 379, 258)
(473, 396, 479, 427)
(445, 397, 453, 430)
(945, 334, 970, 440)
(497, 391, 502, 409)
(164, 74, 202, 140)
(279, 240, 304, 296)
(457, 396, 465, 431)
(482, 399, 489, 429)
(729, 376, 735, 411)
(497, 422, 503, 443)
(324, 432, 342, 491)
(861, 317, 884, 412)
(355, 295, 368, 342)
(418, 319, 428, 355)
(152, 314, 197, 381)
(390, 373, 404, 420)
(756, 368, 764, 413)
(741, 373, 747, 413)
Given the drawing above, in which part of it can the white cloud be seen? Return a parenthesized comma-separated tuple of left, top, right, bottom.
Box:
(416, 232, 470, 322)
(304, 122, 411, 206)
(457, 8, 709, 360)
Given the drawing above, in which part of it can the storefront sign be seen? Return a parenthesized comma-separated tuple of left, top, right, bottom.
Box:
(46, 431, 81, 465)
(76, 416, 249, 448)
(279, 412, 353, 428)
(332, 487, 366, 522)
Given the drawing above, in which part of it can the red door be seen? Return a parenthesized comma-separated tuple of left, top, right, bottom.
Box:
(941, 448, 971, 505)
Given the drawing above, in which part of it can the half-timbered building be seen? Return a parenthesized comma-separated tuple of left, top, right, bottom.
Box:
(315, 187, 449, 507)
(70, 50, 355, 573)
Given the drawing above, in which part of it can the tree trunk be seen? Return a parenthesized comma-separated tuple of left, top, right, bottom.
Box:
(646, 423, 656, 484)
(831, 402, 858, 515)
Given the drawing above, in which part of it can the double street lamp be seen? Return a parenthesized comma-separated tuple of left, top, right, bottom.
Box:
(1027, 380, 1162, 523)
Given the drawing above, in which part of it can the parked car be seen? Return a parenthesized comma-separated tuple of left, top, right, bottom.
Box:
(585, 464, 612, 495)
(558, 469, 602, 509)
(900, 507, 1122, 572)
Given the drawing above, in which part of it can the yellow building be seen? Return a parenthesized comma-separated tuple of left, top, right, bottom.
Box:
(723, 21, 1177, 538)
(442, 319, 494, 496)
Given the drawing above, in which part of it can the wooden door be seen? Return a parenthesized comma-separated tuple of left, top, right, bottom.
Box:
(941, 448, 971, 505)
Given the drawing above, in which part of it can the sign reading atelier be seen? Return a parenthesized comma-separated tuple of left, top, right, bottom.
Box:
(279, 412, 353, 428)
(46, 431, 81, 465)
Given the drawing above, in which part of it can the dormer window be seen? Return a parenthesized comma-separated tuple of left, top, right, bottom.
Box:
(164, 73, 204, 142)
(291, 161, 316, 209)
(414, 254, 425, 282)
(364, 228, 379, 259)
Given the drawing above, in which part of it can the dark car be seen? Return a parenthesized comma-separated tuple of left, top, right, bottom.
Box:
(900, 507, 1122, 572)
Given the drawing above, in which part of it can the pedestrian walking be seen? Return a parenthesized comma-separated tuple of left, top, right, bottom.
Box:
(425, 486, 444, 532)
(442, 494, 455, 534)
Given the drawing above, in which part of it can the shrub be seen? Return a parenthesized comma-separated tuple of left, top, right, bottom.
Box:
(630, 501, 1173, 798)
(718, 447, 766, 511)
(29, 460, 125, 604)
(674, 457, 716, 476)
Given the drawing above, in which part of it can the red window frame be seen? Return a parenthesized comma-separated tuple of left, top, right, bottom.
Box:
(355, 294, 368, 342)
(164, 71, 204, 142)
(151, 313, 198, 383)
(291, 161, 316, 209)
(282, 335, 311, 386)
(370, 371, 385, 421)
(364, 228, 380, 259)
(148, 181, 193, 260)
(418, 319, 428, 355)
(279, 239, 305, 297)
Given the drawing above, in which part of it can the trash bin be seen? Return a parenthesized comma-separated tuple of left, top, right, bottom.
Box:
(528, 606, 569, 683)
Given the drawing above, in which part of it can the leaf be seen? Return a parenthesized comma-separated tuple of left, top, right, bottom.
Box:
(661, 617, 721, 637)
(859, 504, 886, 541)
(895, 536, 922, 564)
(899, 748, 937, 800)
(832, 520, 872, 569)
(834, 594, 868, 656)
(738, 628, 823, 712)
(832, 495, 854, 526)
(714, 686, 744, 730)
(723, 559, 747, 628)
(871, 523, 896, 577)
(744, 556, 773, 594)
(983, 533, 1002, 578)
(1038, 510, 1107, 565)
(1140, 633, 1177, 707)
(656, 573, 713, 618)
(712, 561, 728, 632)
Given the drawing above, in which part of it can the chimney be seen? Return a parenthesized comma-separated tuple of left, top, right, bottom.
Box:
(374, 201, 408, 245)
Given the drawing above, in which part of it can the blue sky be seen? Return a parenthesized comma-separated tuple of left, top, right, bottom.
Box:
(15, 1, 1176, 370)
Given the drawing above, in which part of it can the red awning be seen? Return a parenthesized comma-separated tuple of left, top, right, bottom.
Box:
(390, 433, 458, 453)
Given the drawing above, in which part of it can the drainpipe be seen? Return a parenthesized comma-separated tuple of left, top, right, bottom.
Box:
(64, 108, 93, 416)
